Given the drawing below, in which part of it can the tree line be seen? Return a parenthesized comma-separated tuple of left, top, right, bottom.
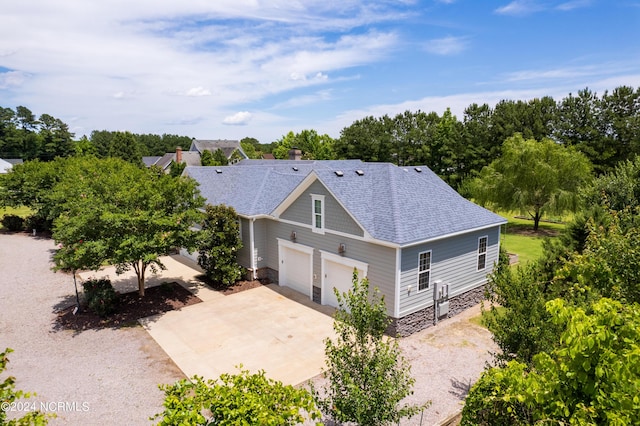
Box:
(4, 85, 639, 185)
(0, 106, 192, 161)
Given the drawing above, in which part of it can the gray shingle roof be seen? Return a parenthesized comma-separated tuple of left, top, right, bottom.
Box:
(155, 152, 202, 170)
(190, 139, 248, 159)
(142, 156, 162, 167)
(185, 161, 506, 245)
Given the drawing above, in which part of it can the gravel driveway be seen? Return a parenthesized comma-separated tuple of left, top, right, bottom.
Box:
(1, 232, 497, 425)
(0, 233, 184, 425)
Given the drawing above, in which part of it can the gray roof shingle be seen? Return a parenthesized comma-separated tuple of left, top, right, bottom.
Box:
(185, 161, 506, 245)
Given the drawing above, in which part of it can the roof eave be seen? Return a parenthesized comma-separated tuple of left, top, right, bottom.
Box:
(398, 220, 507, 249)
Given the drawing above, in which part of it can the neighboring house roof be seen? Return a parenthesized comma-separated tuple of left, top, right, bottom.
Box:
(0, 158, 13, 174)
(185, 161, 506, 246)
(261, 153, 275, 160)
(142, 156, 163, 167)
(156, 152, 202, 170)
(189, 139, 248, 160)
(5, 159, 23, 166)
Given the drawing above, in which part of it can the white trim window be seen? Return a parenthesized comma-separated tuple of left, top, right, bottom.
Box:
(311, 194, 325, 234)
(418, 250, 431, 291)
(477, 236, 488, 270)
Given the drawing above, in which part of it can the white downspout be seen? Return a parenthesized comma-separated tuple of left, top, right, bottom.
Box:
(250, 218, 257, 280)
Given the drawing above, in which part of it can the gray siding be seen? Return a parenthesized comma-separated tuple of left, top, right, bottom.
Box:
(398, 227, 501, 316)
(236, 218, 252, 267)
(280, 180, 365, 237)
(264, 219, 396, 314)
(236, 218, 269, 271)
(253, 219, 268, 270)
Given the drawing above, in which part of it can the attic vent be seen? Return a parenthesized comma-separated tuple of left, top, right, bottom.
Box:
(414, 167, 422, 173)
(292, 167, 299, 171)
(355, 170, 364, 176)
(215, 169, 222, 174)
(334, 171, 344, 177)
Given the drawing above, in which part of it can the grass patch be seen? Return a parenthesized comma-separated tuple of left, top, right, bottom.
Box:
(469, 306, 506, 328)
(0, 206, 32, 230)
(496, 211, 567, 265)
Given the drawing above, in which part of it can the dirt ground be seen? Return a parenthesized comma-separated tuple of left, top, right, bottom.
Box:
(1, 232, 497, 425)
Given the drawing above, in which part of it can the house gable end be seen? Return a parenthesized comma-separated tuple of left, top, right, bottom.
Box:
(275, 174, 366, 238)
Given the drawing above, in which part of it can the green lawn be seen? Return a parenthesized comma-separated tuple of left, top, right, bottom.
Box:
(498, 212, 566, 265)
(0, 206, 32, 229)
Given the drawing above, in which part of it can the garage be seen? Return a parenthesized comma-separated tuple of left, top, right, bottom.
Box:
(321, 251, 368, 308)
(278, 239, 314, 298)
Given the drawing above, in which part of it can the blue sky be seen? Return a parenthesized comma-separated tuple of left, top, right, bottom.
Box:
(1, 0, 639, 143)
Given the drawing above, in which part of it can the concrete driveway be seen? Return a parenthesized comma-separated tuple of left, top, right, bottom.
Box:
(80, 255, 337, 386)
(140, 284, 336, 386)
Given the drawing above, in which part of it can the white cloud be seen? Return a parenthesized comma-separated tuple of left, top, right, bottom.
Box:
(424, 36, 468, 55)
(223, 111, 252, 125)
(495, 1, 543, 16)
(556, 0, 592, 11)
(185, 86, 211, 97)
(273, 90, 333, 109)
(495, 0, 590, 15)
(0, 70, 27, 89)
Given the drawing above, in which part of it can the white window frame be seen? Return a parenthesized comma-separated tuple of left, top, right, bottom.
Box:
(477, 235, 488, 271)
(311, 194, 325, 234)
(417, 250, 431, 292)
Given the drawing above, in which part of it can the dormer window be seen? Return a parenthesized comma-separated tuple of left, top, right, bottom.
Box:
(311, 194, 325, 234)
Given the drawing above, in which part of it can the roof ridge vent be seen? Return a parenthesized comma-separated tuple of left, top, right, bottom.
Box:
(335, 170, 344, 177)
(414, 167, 422, 172)
(355, 170, 364, 176)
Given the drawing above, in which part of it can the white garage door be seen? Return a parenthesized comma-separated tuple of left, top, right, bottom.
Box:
(279, 243, 313, 297)
(322, 253, 368, 308)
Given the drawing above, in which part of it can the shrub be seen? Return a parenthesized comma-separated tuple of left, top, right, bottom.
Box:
(24, 214, 52, 232)
(82, 278, 118, 317)
(154, 367, 321, 425)
(1, 214, 25, 232)
(197, 204, 243, 287)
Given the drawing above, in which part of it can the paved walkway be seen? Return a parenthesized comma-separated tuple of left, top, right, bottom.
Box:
(78, 255, 220, 302)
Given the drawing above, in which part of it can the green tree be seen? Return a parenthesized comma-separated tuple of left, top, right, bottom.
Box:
(169, 161, 186, 177)
(0, 348, 51, 425)
(38, 114, 74, 160)
(107, 131, 142, 165)
(313, 271, 427, 425)
(13, 106, 40, 161)
(483, 256, 564, 365)
(600, 85, 640, 169)
(462, 298, 640, 425)
(0, 159, 64, 231)
(336, 115, 395, 162)
(200, 149, 228, 166)
(466, 134, 592, 230)
(154, 368, 321, 425)
(272, 130, 335, 160)
(89, 130, 114, 158)
(72, 136, 97, 156)
(553, 88, 607, 172)
(240, 137, 261, 159)
(582, 156, 640, 212)
(555, 209, 640, 305)
(197, 204, 243, 287)
(52, 157, 204, 296)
